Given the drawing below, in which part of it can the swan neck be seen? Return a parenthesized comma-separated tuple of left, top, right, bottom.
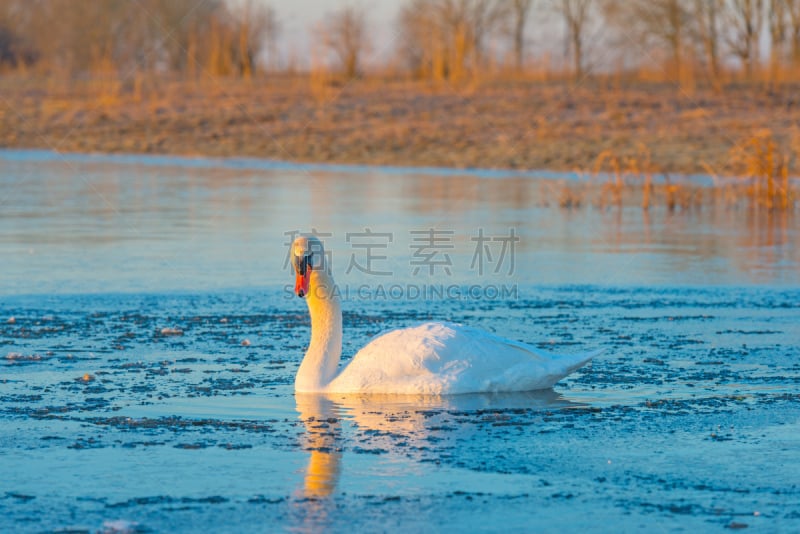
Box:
(295, 270, 342, 392)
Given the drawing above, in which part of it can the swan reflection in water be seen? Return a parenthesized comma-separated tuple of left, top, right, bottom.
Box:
(295, 394, 343, 500)
(292, 389, 586, 525)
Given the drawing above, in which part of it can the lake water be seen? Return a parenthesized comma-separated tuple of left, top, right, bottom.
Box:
(1, 150, 799, 532)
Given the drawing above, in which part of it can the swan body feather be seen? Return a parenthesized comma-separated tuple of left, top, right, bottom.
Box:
(325, 321, 599, 394)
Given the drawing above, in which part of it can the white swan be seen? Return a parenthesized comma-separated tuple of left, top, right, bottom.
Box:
(291, 235, 600, 394)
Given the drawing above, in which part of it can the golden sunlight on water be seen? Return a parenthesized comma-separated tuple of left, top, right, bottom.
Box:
(296, 395, 342, 500)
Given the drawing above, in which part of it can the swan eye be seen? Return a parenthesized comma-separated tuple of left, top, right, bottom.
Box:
(293, 253, 309, 275)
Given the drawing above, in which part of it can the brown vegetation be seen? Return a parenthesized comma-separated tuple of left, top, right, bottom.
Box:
(553, 129, 799, 213)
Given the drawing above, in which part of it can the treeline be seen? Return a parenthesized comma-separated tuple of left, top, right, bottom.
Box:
(0, 0, 278, 78)
(2, 0, 800, 87)
(399, 0, 800, 86)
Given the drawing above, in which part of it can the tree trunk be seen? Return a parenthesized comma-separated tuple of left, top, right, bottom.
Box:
(515, 16, 525, 70)
(572, 24, 582, 80)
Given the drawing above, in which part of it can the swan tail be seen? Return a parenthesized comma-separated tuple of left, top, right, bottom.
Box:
(506, 338, 603, 372)
(559, 347, 603, 375)
(536, 347, 602, 389)
(498, 345, 603, 391)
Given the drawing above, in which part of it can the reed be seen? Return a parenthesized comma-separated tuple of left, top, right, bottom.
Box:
(558, 180, 583, 209)
(590, 145, 658, 210)
(593, 150, 623, 209)
(731, 131, 795, 211)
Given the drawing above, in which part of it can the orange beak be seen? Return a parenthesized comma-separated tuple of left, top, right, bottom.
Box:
(295, 264, 311, 298)
(294, 265, 311, 297)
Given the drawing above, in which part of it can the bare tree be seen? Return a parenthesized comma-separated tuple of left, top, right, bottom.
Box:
(323, 5, 369, 79)
(557, 0, 592, 79)
(651, 0, 692, 80)
(787, 0, 800, 65)
(398, 0, 448, 79)
(768, 0, 787, 82)
(604, 0, 691, 81)
(690, 0, 723, 84)
(469, 0, 506, 67)
(0, 0, 286, 80)
(724, 0, 765, 80)
(398, 0, 506, 81)
(226, 0, 280, 78)
(0, 1, 37, 69)
(510, 0, 534, 70)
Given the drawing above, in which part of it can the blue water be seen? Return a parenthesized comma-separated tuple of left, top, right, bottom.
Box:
(1, 151, 799, 532)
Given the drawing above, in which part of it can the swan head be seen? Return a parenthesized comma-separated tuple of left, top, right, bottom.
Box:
(292, 235, 326, 298)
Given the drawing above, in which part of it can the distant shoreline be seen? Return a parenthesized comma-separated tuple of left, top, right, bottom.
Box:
(2, 78, 797, 174)
(0, 147, 731, 186)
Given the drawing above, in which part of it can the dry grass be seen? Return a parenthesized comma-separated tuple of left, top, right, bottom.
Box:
(0, 74, 797, 211)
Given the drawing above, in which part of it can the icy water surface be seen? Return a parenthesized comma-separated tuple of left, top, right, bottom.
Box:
(1, 150, 799, 533)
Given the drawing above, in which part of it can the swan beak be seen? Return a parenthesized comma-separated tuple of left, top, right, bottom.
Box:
(294, 255, 311, 298)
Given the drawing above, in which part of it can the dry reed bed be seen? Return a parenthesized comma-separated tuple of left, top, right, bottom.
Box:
(551, 132, 798, 212)
(551, 178, 798, 213)
(0, 76, 798, 211)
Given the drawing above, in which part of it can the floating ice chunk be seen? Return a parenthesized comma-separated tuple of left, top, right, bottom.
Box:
(102, 519, 140, 533)
(160, 327, 183, 336)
